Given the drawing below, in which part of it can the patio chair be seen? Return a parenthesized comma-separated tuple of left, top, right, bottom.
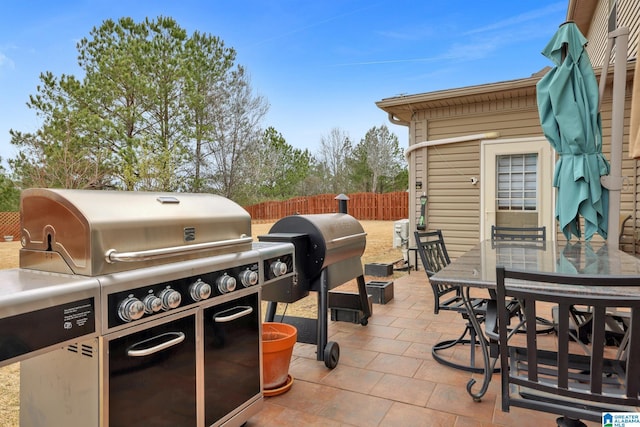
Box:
(491, 225, 555, 334)
(414, 230, 490, 372)
(619, 213, 633, 248)
(491, 225, 546, 241)
(496, 267, 640, 426)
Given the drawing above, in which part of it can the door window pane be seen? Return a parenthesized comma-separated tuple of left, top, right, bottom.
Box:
(496, 153, 537, 211)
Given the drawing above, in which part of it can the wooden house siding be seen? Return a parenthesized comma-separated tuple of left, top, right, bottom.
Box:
(426, 110, 542, 140)
(585, 0, 611, 66)
(426, 140, 481, 257)
(619, 0, 639, 58)
(586, 0, 638, 65)
(616, 0, 639, 254)
(597, 74, 637, 254)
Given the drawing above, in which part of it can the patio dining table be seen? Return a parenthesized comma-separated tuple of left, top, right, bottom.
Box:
(429, 239, 640, 401)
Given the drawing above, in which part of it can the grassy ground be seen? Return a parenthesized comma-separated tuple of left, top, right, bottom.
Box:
(0, 220, 407, 426)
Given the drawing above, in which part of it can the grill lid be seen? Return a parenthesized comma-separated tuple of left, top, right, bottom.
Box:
(20, 189, 252, 276)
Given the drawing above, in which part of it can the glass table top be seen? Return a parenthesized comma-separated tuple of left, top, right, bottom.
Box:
(430, 240, 640, 297)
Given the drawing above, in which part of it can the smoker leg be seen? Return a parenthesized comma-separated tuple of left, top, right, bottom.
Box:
(265, 301, 278, 322)
(356, 275, 371, 325)
(317, 270, 328, 361)
(317, 269, 340, 368)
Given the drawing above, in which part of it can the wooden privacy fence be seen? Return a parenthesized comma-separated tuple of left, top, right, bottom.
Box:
(0, 212, 20, 240)
(244, 191, 408, 221)
(0, 192, 408, 237)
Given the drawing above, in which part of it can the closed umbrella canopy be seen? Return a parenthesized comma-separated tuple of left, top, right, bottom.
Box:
(537, 22, 610, 241)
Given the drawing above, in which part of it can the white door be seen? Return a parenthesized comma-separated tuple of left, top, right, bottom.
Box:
(481, 137, 555, 240)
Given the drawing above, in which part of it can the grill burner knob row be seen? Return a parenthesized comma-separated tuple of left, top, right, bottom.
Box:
(142, 294, 163, 314)
(239, 269, 258, 287)
(118, 296, 145, 322)
(270, 260, 288, 277)
(158, 287, 182, 311)
(216, 274, 237, 294)
(189, 279, 212, 301)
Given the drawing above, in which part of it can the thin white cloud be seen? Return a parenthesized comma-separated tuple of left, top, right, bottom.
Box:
(249, 4, 380, 47)
(331, 35, 504, 67)
(332, 3, 564, 69)
(0, 51, 15, 70)
(443, 39, 501, 61)
(331, 56, 442, 67)
(463, 2, 566, 36)
(376, 27, 436, 42)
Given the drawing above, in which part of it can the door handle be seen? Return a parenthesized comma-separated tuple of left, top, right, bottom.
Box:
(213, 306, 253, 323)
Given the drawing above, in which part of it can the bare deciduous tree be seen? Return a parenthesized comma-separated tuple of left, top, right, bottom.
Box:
(317, 127, 352, 193)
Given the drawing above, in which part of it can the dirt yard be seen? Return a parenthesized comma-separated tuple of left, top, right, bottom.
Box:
(0, 220, 408, 426)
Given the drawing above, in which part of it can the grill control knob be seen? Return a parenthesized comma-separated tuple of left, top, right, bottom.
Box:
(189, 279, 212, 301)
(118, 296, 145, 322)
(216, 274, 237, 294)
(158, 288, 182, 311)
(270, 260, 288, 277)
(142, 294, 163, 314)
(238, 269, 258, 287)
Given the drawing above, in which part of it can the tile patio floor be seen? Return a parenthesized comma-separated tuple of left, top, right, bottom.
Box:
(247, 272, 600, 427)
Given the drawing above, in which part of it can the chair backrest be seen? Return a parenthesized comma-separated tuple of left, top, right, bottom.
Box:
(413, 230, 450, 278)
(491, 225, 546, 241)
(496, 267, 640, 422)
(414, 230, 457, 315)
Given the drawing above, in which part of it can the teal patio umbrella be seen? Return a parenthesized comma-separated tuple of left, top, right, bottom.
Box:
(536, 22, 610, 241)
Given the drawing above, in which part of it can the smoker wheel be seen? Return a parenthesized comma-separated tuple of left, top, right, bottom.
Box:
(324, 341, 340, 369)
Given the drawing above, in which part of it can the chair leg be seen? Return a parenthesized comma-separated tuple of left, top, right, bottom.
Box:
(510, 299, 555, 335)
(432, 326, 471, 351)
(532, 315, 556, 334)
(431, 320, 499, 374)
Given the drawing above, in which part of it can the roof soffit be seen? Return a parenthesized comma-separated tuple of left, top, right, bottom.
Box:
(566, 0, 599, 35)
(376, 77, 540, 122)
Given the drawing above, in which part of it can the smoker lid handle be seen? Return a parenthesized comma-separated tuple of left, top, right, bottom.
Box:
(328, 232, 367, 244)
(105, 235, 253, 264)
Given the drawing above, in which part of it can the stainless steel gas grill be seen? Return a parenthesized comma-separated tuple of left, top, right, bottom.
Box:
(259, 213, 370, 368)
(0, 188, 296, 427)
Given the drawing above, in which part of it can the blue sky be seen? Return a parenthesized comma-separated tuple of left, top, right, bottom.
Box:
(0, 0, 568, 164)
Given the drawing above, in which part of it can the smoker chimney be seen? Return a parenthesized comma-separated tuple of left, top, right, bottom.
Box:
(335, 194, 349, 214)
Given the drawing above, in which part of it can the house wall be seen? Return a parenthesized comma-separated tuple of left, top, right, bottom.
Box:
(586, 0, 639, 66)
(411, 102, 543, 257)
(425, 140, 481, 257)
(583, 0, 639, 254)
(408, 75, 637, 259)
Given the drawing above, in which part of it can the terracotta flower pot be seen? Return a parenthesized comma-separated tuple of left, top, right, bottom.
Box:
(262, 322, 297, 390)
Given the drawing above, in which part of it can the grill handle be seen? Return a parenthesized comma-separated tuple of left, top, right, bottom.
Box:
(105, 236, 253, 264)
(127, 332, 185, 357)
